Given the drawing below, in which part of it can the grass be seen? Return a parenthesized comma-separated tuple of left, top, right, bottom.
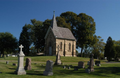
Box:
(0, 56, 120, 78)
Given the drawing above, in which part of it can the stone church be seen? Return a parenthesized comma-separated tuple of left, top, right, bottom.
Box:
(44, 13, 76, 57)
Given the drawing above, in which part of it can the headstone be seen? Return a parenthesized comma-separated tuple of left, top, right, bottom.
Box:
(68, 66, 71, 69)
(97, 63, 101, 66)
(88, 54, 94, 72)
(95, 61, 100, 65)
(85, 69, 90, 73)
(15, 44, 26, 75)
(43, 60, 53, 76)
(63, 66, 66, 69)
(13, 63, 17, 66)
(54, 45, 62, 65)
(6, 61, 9, 64)
(24, 58, 31, 70)
(78, 61, 84, 68)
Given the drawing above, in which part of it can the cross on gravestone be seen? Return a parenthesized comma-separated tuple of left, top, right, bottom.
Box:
(19, 44, 24, 52)
(15, 44, 26, 75)
(54, 45, 62, 65)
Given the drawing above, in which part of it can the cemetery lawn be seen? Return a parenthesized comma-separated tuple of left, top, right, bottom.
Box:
(0, 56, 120, 78)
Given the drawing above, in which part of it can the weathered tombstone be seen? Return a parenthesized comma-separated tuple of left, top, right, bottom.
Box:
(88, 54, 94, 72)
(13, 63, 17, 66)
(63, 66, 66, 69)
(54, 45, 62, 65)
(24, 58, 31, 70)
(43, 60, 53, 76)
(68, 66, 71, 69)
(95, 61, 100, 65)
(78, 61, 85, 68)
(15, 44, 26, 75)
(6, 61, 9, 64)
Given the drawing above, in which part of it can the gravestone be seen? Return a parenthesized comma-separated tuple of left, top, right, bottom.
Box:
(54, 45, 61, 65)
(88, 54, 94, 72)
(63, 66, 66, 69)
(24, 58, 31, 70)
(13, 63, 17, 66)
(43, 60, 53, 76)
(95, 61, 100, 66)
(68, 66, 71, 69)
(15, 44, 26, 75)
(6, 61, 9, 64)
(78, 61, 85, 68)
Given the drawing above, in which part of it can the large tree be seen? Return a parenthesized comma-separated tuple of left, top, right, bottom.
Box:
(60, 11, 77, 35)
(0, 32, 18, 57)
(76, 13, 97, 57)
(31, 19, 47, 52)
(104, 37, 116, 61)
(19, 24, 33, 55)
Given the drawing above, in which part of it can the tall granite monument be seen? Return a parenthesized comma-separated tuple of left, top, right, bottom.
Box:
(15, 44, 26, 75)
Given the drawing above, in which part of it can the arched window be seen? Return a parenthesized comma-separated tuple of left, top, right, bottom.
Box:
(69, 43, 71, 51)
(60, 42, 62, 50)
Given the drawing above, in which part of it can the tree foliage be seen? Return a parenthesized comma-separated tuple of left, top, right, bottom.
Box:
(19, 24, 33, 56)
(91, 36, 105, 59)
(0, 32, 18, 57)
(104, 37, 116, 61)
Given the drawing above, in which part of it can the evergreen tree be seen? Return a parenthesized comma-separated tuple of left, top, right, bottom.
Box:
(104, 37, 116, 61)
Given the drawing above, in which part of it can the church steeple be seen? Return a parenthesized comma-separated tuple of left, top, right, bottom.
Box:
(51, 11, 58, 30)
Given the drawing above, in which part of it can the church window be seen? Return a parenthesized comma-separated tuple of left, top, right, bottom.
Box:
(69, 43, 71, 51)
(60, 42, 62, 50)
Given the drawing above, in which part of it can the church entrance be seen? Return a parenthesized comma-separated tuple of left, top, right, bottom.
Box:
(49, 46, 52, 55)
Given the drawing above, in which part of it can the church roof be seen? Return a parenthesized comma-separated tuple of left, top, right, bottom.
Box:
(52, 27, 76, 40)
(50, 12, 76, 40)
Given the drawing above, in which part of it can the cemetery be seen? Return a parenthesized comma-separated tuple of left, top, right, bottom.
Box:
(0, 45, 120, 78)
(1, 1, 120, 78)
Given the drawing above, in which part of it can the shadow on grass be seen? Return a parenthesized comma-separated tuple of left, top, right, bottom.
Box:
(94, 67, 120, 75)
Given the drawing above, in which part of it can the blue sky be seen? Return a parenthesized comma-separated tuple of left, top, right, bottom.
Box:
(0, 0, 120, 43)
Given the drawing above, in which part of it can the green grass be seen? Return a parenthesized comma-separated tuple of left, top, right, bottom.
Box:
(0, 56, 119, 78)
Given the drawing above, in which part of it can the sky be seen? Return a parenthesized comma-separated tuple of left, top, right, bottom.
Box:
(0, 0, 120, 43)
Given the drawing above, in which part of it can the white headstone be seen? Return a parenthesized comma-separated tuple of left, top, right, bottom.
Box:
(15, 44, 26, 75)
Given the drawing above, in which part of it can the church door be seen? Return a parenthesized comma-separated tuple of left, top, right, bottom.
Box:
(49, 46, 52, 55)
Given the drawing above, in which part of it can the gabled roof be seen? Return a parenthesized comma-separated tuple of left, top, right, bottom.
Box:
(45, 12, 76, 41)
(52, 27, 76, 40)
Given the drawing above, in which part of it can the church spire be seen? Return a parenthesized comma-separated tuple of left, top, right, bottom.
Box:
(51, 11, 58, 30)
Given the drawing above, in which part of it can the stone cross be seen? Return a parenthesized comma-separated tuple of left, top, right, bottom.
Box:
(19, 44, 24, 52)
(15, 44, 26, 75)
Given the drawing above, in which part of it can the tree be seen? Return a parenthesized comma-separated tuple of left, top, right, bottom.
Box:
(76, 13, 97, 57)
(60, 11, 77, 35)
(31, 19, 46, 52)
(0, 32, 18, 57)
(56, 17, 71, 30)
(91, 36, 105, 59)
(104, 37, 116, 61)
(19, 24, 33, 56)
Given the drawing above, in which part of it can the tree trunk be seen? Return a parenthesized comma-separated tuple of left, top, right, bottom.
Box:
(81, 48, 83, 57)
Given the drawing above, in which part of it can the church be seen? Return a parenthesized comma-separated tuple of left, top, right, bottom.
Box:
(44, 13, 76, 57)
